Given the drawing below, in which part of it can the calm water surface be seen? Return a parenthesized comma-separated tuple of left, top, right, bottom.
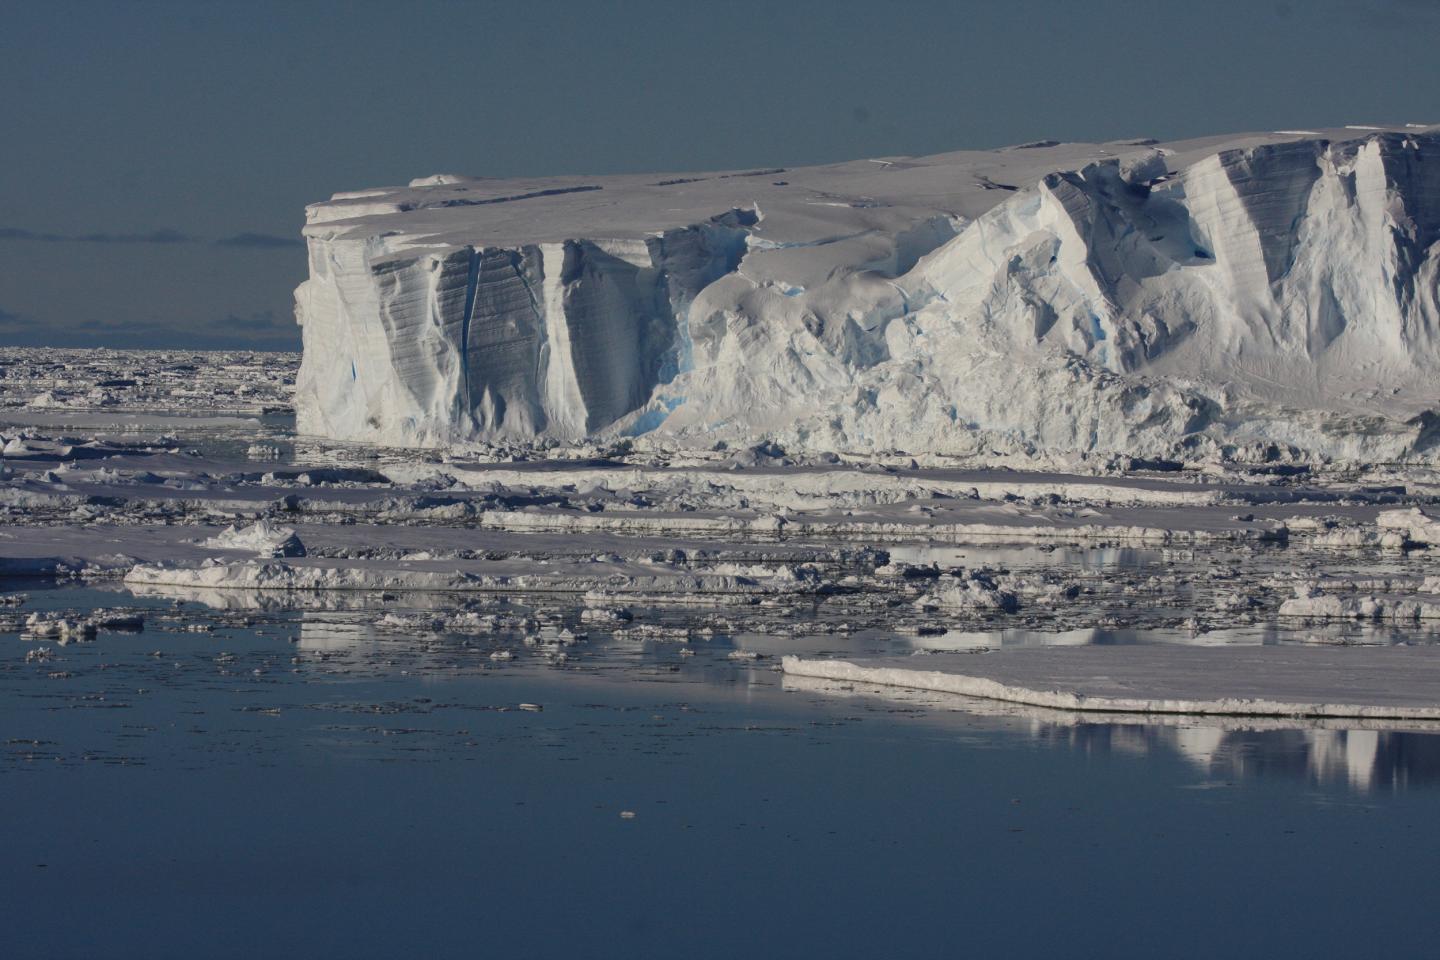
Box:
(6, 586, 1440, 959)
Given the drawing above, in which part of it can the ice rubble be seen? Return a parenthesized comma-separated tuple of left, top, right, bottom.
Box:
(0, 348, 295, 417)
(201, 519, 307, 558)
(296, 125, 1440, 462)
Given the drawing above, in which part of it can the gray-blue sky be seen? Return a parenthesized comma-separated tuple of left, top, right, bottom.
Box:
(2, 0, 1436, 352)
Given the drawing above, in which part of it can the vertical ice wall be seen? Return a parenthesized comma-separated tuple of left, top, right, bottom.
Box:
(294, 211, 752, 445)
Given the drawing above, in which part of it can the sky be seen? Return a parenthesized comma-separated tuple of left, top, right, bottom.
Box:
(2, 0, 1438, 352)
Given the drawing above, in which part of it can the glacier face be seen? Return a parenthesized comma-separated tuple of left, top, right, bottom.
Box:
(296, 213, 751, 445)
(295, 125, 1440, 462)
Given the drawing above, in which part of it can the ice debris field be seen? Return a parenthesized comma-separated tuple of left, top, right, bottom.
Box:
(7, 123, 1440, 722)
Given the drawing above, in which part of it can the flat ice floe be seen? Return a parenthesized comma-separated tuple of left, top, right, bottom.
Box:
(783, 647, 1440, 720)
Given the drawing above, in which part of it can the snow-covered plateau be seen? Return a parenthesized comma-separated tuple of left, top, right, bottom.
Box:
(297, 125, 1440, 464)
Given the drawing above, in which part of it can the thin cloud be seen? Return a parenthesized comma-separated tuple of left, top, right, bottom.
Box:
(74, 317, 184, 335)
(215, 232, 305, 249)
(0, 306, 27, 329)
(0, 309, 299, 352)
(75, 228, 194, 244)
(76, 308, 292, 336)
(0, 227, 66, 242)
(215, 309, 294, 332)
(0, 226, 195, 245)
(1, 226, 302, 248)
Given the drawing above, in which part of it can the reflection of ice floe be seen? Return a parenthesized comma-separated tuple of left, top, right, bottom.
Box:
(888, 544, 1164, 571)
(127, 582, 384, 612)
(124, 581, 477, 613)
(901, 623, 1281, 653)
(906, 627, 1135, 652)
(123, 559, 811, 601)
(299, 615, 377, 651)
(125, 561, 487, 593)
(783, 674, 1440, 794)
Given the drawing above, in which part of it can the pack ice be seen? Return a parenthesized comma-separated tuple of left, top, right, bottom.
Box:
(295, 125, 1440, 462)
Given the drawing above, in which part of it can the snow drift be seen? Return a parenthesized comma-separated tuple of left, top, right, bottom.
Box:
(294, 125, 1440, 462)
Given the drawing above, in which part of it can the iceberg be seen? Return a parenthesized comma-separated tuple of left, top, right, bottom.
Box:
(202, 519, 307, 558)
(294, 125, 1440, 462)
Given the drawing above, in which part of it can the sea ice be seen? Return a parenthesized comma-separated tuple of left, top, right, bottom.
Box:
(202, 519, 307, 558)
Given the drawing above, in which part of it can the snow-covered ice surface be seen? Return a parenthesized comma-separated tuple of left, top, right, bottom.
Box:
(296, 125, 1440, 465)
(1, 347, 293, 419)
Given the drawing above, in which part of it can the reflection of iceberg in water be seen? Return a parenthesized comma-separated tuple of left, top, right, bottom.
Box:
(1306, 729, 1379, 792)
(299, 614, 378, 652)
(783, 674, 1440, 795)
(1033, 721, 1440, 793)
(905, 626, 1240, 652)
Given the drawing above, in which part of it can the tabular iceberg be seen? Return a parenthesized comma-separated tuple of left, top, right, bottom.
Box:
(294, 125, 1440, 462)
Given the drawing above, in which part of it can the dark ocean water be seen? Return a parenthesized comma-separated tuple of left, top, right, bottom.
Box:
(6, 589, 1440, 959)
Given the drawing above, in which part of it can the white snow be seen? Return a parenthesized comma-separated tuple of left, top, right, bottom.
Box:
(1376, 507, 1440, 545)
(202, 519, 307, 557)
(1278, 580, 1440, 621)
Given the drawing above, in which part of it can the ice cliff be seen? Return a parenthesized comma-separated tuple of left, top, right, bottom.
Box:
(295, 125, 1440, 463)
